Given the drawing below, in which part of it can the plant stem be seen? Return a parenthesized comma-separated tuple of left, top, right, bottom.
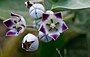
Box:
(56, 48, 62, 57)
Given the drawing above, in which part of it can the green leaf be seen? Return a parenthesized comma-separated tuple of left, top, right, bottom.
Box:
(51, 0, 90, 11)
(44, 0, 52, 10)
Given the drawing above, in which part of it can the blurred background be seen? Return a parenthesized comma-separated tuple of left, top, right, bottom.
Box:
(0, 0, 90, 57)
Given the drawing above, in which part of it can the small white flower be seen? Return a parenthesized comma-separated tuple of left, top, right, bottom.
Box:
(22, 33, 39, 52)
(29, 3, 45, 18)
(39, 31, 52, 43)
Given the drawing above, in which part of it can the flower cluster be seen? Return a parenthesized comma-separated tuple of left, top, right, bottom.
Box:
(3, 0, 68, 52)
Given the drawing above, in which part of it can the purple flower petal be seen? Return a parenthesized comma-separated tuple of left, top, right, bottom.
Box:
(49, 33, 60, 40)
(54, 12, 62, 19)
(42, 13, 49, 22)
(6, 30, 19, 36)
(62, 22, 68, 32)
(39, 25, 46, 34)
(3, 19, 14, 29)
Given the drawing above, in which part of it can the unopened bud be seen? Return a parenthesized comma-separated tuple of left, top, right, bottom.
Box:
(22, 33, 39, 52)
(29, 3, 45, 18)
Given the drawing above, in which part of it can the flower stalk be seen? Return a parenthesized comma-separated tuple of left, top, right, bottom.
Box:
(56, 48, 62, 57)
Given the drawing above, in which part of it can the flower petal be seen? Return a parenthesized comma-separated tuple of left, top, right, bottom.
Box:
(6, 29, 19, 36)
(54, 12, 62, 19)
(39, 31, 52, 43)
(49, 32, 60, 40)
(16, 26, 25, 34)
(3, 19, 14, 29)
(22, 33, 39, 52)
(62, 22, 68, 32)
(11, 12, 26, 26)
(30, 9, 44, 18)
(42, 13, 49, 22)
(30, 39, 39, 52)
(39, 25, 46, 34)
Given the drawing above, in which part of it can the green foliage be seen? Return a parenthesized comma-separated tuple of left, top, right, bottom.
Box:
(51, 0, 90, 11)
(39, 34, 65, 57)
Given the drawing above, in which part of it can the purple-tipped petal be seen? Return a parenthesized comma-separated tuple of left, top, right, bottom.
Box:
(62, 22, 68, 32)
(42, 13, 49, 22)
(54, 12, 62, 19)
(49, 33, 60, 40)
(39, 25, 46, 34)
(3, 19, 14, 29)
(6, 30, 19, 36)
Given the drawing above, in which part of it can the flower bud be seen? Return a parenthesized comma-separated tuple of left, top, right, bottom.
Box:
(22, 33, 39, 52)
(39, 31, 52, 43)
(30, 0, 43, 3)
(29, 3, 45, 18)
(25, 1, 34, 8)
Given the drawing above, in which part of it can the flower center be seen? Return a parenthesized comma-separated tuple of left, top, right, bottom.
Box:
(15, 23, 20, 28)
(46, 19, 59, 31)
(50, 23, 56, 29)
(13, 20, 20, 28)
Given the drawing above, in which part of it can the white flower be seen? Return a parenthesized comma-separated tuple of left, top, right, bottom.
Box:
(3, 12, 26, 36)
(29, 3, 45, 18)
(39, 11, 68, 40)
(22, 33, 39, 52)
